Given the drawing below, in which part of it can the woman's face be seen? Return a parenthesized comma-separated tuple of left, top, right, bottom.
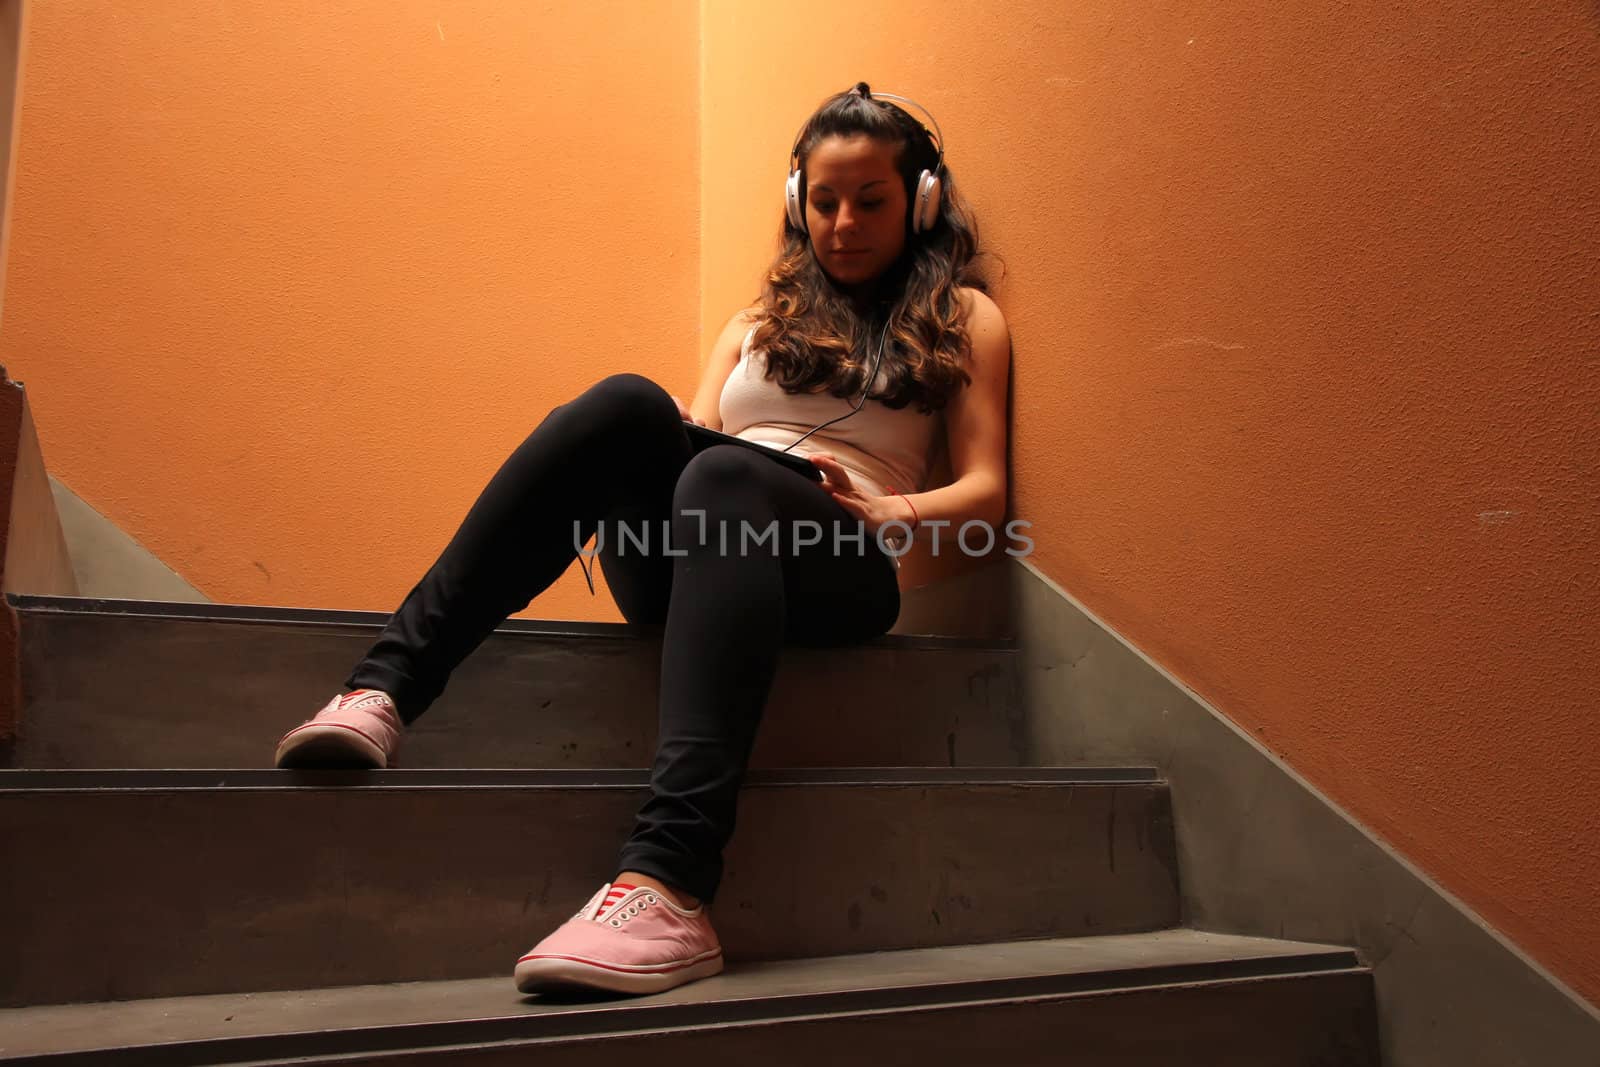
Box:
(804, 134, 908, 295)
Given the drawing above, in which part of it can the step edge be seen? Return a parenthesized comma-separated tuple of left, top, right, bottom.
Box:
(349, 966, 1377, 1062)
(0, 767, 1165, 792)
(0, 945, 1367, 1065)
(6, 595, 1017, 653)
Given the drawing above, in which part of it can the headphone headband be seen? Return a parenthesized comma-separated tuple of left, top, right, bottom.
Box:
(788, 88, 944, 172)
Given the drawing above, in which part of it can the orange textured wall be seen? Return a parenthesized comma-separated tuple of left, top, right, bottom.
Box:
(702, 1, 1600, 1007)
(0, 1, 701, 622)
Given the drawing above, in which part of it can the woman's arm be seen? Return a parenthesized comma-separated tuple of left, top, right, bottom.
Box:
(677, 308, 758, 431)
(909, 288, 1011, 530)
(813, 288, 1011, 539)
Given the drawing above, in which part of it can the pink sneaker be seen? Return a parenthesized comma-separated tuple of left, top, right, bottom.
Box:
(273, 689, 403, 769)
(514, 882, 724, 996)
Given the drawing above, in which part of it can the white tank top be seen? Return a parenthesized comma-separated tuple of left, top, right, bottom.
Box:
(718, 327, 943, 500)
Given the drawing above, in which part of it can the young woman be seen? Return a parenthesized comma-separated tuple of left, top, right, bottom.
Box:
(273, 82, 1011, 996)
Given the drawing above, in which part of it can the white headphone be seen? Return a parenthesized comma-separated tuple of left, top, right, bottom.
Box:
(785, 84, 946, 237)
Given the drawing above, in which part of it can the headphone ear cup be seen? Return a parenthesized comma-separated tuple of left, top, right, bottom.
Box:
(913, 170, 942, 234)
(785, 169, 807, 233)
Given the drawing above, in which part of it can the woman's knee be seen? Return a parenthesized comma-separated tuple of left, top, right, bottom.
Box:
(571, 373, 680, 433)
(672, 445, 774, 511)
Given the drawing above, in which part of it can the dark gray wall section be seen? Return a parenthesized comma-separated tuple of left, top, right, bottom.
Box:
(1010, 559, 1600, 1066)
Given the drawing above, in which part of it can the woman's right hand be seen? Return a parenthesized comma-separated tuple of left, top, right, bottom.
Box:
(670, 395, 707, 427)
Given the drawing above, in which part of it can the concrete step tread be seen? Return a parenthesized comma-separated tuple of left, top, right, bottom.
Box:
(0, 766, 1160, 791)
(0, 930, 1364, 1064)
(9, 595, 1026, 771)
(3, 774, 1181, 1004)
(8, 594, 1016, 651)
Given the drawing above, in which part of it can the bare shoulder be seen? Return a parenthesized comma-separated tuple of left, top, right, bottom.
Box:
(957, 286, 1002, 319)
(712, 306, 762, 350)
(956, 287, 1011, 366)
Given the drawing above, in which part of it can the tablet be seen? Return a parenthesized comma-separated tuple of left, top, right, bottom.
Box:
(683, 423, 824, 482)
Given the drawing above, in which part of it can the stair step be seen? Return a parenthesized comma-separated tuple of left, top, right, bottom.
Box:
(6, 596, 1024, 770)
(0, 932, 1378, 1066)
(0, 768, 1176, 1007)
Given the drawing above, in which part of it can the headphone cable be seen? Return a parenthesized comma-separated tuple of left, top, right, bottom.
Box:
(779, 317, 892, 452)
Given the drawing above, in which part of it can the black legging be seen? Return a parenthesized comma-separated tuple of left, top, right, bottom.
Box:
(345, 373, 902, 903)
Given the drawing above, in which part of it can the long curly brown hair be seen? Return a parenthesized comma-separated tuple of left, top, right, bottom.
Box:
(750, 84, 995, 414)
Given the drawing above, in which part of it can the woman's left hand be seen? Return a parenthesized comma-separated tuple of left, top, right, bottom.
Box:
(807, 451, 908, 537)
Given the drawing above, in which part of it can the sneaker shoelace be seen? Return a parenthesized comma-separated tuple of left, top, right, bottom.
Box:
(580, 883, 664, 927)
(334, 690, 395, 717)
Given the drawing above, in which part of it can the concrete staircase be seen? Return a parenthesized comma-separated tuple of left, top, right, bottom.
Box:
(0, 595, 1380, 1064)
